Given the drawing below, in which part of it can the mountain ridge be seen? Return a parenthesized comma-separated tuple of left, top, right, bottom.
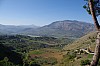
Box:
(0, 20, 95, 38)
(19, 20, 94, 38)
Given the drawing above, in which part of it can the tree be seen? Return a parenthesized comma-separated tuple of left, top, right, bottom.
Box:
(83, 0, 100, 66)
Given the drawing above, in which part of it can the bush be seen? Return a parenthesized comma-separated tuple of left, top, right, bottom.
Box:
(0, 57, 18, 66)
(88, 54, 93, 58)
(29, 61, 40, 66)
(67, 52, 76, 60)
(80, 59, 90, 66)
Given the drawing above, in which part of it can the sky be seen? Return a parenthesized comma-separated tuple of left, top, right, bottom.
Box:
(0, 0, 99, 26)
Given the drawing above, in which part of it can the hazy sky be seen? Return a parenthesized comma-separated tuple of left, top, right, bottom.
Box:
(0, 0, 99, 26)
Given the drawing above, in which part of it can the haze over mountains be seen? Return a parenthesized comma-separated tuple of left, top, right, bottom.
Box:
(0, 24, 39, 35)
(0, 20, 94, 38)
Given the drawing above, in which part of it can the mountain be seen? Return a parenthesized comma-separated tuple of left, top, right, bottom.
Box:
(0, 20, 95, 38)
(0, 24, 39, 35)
(19, 20, 94, 38)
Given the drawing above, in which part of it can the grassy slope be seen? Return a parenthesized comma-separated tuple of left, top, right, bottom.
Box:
(28, 48, 63, 66)
(61, 32, 97, 66)
(28, 32, 97, 66)
(63, 31, 97, 51)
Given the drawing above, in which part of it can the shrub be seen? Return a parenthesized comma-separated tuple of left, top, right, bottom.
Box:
(80, 59, 90, 66)
(29, 61, 40, 66)
(0, 57, 18, 66)
(67, 52, 76, 60)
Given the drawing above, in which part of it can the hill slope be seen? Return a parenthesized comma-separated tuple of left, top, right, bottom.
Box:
(0, 44, 23, 65)
(63, 31, 97, 51)
(60, 32, 98, 66)
(20, 20, 94, 38)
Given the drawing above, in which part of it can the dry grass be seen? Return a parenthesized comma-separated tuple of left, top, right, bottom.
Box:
(63, 31, 97, 51)
(29, 48, 63, 63)
(28, 32, 97, 66)
(61, 31, 97, 66)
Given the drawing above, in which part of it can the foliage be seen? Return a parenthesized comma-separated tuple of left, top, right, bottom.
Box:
(31, 57, 57, 65)
(88, 54, 93, 58)
(0, 44, 23, 65)
(0, 57, 19, 66)
(29, 61, 40, 66)
(0, 35, 64, 66)
(80, 59, 91, 66)
(0, 35, 73, 53)
(63, 51, 76, 62)
(29, 50, 44, 55)
(83, 0, 100, 16)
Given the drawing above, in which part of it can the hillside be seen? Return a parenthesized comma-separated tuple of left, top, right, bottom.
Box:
(0, 35, 74, 66)
(60, 32, 98, 66)
(63, 31, 97, 51)
(0, 30, 97, 66)
(20, 20, 94, 38)
(0, 20, 94, 38)
(0, 35, 73, 51)
(0, 44, 23, 65)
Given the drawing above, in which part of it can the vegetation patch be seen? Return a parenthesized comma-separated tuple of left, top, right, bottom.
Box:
(31, 57, 58, 65)
(80, 59, 90, 66)
(29, 50, 45, 55)
(88, 54, 93, 58)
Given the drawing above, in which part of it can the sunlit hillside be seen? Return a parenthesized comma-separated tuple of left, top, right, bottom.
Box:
(63, 31, 97, 51)
(61, 32, 98, 66)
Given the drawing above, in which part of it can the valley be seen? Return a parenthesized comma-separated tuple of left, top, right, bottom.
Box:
(1, 0, 100, 65)
(0, 20, 97, 66)
(0, 34, 73, 66)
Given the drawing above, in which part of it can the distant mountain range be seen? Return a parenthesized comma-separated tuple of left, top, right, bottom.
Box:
(0, 20, 94, 38)
(0, 24, 39, 35)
